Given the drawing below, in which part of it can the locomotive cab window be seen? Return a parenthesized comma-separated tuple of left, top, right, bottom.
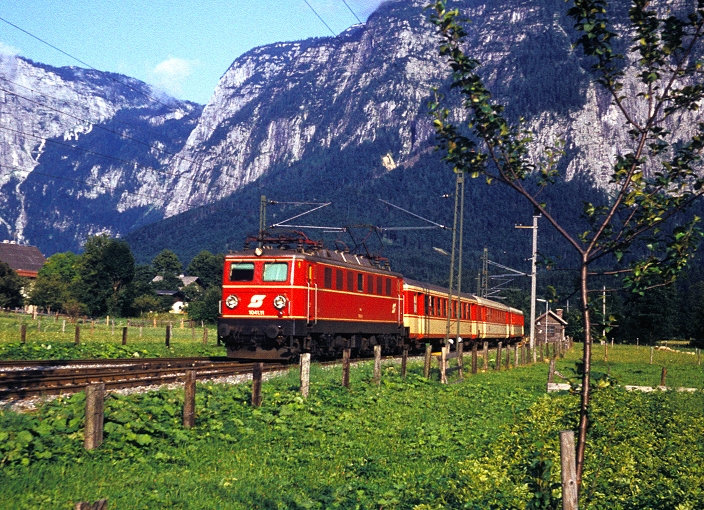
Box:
(263, 262, 288, 282)
(230, 262, 255, 282)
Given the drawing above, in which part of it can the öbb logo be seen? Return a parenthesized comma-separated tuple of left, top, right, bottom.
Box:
(248, 295, 266, 308)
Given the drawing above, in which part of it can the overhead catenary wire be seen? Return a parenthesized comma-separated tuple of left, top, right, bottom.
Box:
(0, 82, 207, 170)
(0, 15, 202, 119)
(302, 0, 339, 36)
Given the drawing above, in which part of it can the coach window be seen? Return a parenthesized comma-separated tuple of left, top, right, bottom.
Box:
(324, 267, 332, 288)
(368, 275, 374, 294)
(386, 278, 392, 296)
(263, 262, 288, 282)
(413, 294, 418, 314)
(376, 276, 383, 295)
(230, 262, 255, 282)
(336, 269, 344, 290)
(347, 272, 354, 291)
(358, 273, 364, 292)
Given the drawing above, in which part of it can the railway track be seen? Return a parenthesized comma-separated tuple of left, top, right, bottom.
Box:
(0, 357, 287, 400)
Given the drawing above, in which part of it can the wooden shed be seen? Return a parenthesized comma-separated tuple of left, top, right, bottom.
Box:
(535, 308, 568, 344)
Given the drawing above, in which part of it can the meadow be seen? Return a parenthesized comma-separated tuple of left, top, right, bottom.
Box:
(0, 313, 703, 509)
(0, 312, 223, 360)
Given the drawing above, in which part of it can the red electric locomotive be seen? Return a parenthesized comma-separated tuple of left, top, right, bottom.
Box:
(217, 232, 524, 360)
(217, 232, 406, 360)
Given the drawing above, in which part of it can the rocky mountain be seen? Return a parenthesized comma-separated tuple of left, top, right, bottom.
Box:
(0, 54, 202, 253)
(2, 0, 701, 262)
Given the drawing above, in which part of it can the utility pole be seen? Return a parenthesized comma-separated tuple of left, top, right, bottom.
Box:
(259, 195, 267, 245)
(480, 247, 489, 298)
(602, 285, 606, 340)
(445, 172, 464, 346)
(516, 214, 540, 362)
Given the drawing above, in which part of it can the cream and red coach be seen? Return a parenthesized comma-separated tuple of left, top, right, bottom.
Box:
(402, 279, 524, 347)
(217, 242, 406, 360)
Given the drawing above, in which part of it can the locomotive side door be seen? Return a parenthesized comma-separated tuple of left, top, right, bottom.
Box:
(306, 263, 317, 324)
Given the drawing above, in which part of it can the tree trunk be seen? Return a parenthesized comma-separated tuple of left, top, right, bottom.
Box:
(576, 260, 592, 490)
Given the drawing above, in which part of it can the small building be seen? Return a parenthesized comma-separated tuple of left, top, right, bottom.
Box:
(152, 275, 206, 289)
(535, 308, 568, 344)
(0, 241, 46, 278)
(155, 290, 187, 314)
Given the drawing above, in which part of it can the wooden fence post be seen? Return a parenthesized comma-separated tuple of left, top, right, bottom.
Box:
(165, 323, 171, 347)
(202, 328, 208, 345)
(660, 367, 667, 387)
(122, 327, 128, 346)
(183, 370, 196, 429)
(20, 324, 26, 344)
(560, 430, 579, 510)
(457, 340, 464, 380)
(342, 348, 351, 388)
(74, 498, 108, 510)
(300, 353, 311, 398)
(504, 345, 510, 370)
(496, 342, 503, 371)
(539, 339, 544, 360)
(75, 324, 81, 345)
(373, 345, 382, 385)
(514, 344, 518, 368)
(548, 358, 556, 384)
(401, 348, 408, 378)
(604, 341, 608, 362)
(423, 344, 432, 378)
(251, 363, 263, 407)
(650, 346, 654, 365)
(440, 346, 448, 384)
(471, 342, 478, 374)
(139, 326, 143, 337)
(698, 348, 701, 366)
(62, 319, 66, 333)
(483, 341, 489, 370)
(84, 383, 105, 450)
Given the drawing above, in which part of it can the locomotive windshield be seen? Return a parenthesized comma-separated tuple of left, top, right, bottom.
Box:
(229, 262, 254, 282)
(263, 262, 288, 282)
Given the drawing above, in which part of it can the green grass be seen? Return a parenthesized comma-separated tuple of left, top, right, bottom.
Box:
(0, 313, 223, 359)
(553, 342, 704, 389)
(0, 334, 703, 508)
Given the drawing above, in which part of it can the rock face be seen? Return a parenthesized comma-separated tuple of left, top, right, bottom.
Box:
(0, 54, 201, 253)
(1, 0, 700, 255)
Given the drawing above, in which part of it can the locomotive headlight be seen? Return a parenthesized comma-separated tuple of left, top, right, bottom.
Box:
(273, 295, 288, 310)
(225, 295, 240, 309)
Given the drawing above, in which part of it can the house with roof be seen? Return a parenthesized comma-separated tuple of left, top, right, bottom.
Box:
(152, 275, 205, 313)
(0, 241, 46, 278)
(535, 308, 568, 344)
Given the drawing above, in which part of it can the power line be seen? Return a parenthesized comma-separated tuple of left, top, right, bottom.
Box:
(0, 75, 196, 148)
(0, 82, 206, 169)
(302, 0, 338, 36)
(341, 0, 364, 24)
(0, 15, 202, 117)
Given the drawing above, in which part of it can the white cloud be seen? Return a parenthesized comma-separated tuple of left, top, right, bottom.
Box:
(0, 41, 20, 57)
(149, 57, 197, 98)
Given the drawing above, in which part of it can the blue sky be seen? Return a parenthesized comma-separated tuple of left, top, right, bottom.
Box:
(0, 0, 385, 104)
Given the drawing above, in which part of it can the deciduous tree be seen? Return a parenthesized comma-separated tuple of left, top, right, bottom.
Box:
(430, 0, 704, 490)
